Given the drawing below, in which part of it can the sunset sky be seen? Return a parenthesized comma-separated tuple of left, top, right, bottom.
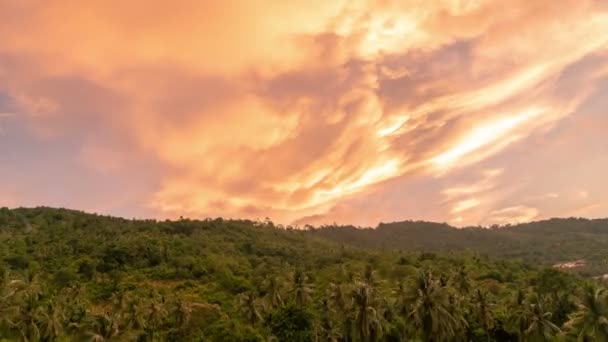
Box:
(1, 0, 607, 227)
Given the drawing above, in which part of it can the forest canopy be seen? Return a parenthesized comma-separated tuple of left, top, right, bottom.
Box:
(1, 207, 608, 341)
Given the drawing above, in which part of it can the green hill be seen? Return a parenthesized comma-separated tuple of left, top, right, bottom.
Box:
(311, 218, 608, 276)
(1, 207, 607, 341)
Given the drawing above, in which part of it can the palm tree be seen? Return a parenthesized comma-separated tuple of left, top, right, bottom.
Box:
(61, 284, 89, 333)
(329, 283, 347, 313)
(290, 270, 313, 307)
(237, 291, 263, 326)
(84, 313, 121, 342)
(364, 264, 375, 286)
(10, 292, 44, 342)
(173, 299, 192, 330)
(0, 269, 9, 301)
(564, 284, 608, 341)
(474, 289, 494, 341)
(123, 297, 147, 333)
(145, 298, 168, 341)
(39, 300, 65, 341)
(506, 289, 528, 341)
(522, 294, 561, 342)
(394, 282, 408, 317)
(264, 276, 284, 309)
(392, 281, 412, 339)
(405, 270, 466, 342)
(329, 283, 353, 341)
(453, 266, 471, 295)
(318, 299, 340, 342)
(0, 271, 15, 334)
(351, 282, 383, 342)
(21, 271, 42, 301)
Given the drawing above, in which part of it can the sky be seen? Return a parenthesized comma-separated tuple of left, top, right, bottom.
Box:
(1, 0, 607, 227)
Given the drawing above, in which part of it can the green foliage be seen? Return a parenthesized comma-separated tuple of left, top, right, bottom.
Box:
(267, 304, 314, 342)
(0, 207, 605, 341)
(311, 218, 608, 275)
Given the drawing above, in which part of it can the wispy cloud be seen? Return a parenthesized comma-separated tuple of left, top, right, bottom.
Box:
(0, 0, 607, 225)
(0, 112, 14, 134)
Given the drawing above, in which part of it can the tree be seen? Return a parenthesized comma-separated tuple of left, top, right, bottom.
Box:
(522, 294, 561, 342)
(453, 266, 471, 295)
(267, 304, 314, 342)
(364, 264, 375, 286)
(405, 270, 466, 342)
(3, 207, 607, 342)
(122, 296, 147, 333)
(393, 282, 408, 317)
(318, 299, 340, 342)
(506, 289, 528, 340)
(11, 292, 44, 342)
(474, 289, 494, 341)
(351, 282, 382, 342)
(145, 297, 168, 340)
(393, 281, 411, 340)
(173, 299, 192, 331)
(84, 313, 122, 342)
(290, 270, 313, 307)
(265, 276, 284, 309)
(0, 270, 16, 334)
(329, 283, 347, 313)
(329, 283, 353, 341)
(564, 284, 608, 341)
(238, 291, 263, 326)
(39, 300, 65, 341)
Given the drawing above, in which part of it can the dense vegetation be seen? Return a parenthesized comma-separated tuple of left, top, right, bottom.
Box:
(1, 207, 608, 341)
(311, 219, 608, 276)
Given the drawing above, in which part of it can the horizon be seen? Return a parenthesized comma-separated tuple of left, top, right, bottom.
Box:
(1, 1, 607, 227)
(4, 205, 607, 230)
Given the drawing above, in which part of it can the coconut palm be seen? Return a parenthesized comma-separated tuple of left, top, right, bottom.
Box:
(145, 298, 168, 340)
(290, 270, 313, 307)
(405, 270, 466, 342)
(392, 281, 412, 339)
(453, 266, 471, 295)
(329, 283, 353, 341)
(237, 291, 263, 326)
(0, 271, 15, 333)
(522, 294, 561, 342)
(394, 282, 409, 317)
(264, 276, 284, 309)
(61, 285, 89, 334)
(84, 313, 121, 342)
(0, 269, 9, 301)
(173, 299, 192, 330)
(364, 264, 375, 286)
(123, 297, 147, 332)
(10, 292, 45, 342)
(564, 284, 608, 341)
(110, 291, 130, 318)
(39, 299, 65, 341)
(329, 283, 348, 313)
(506, 289, 529, 341)
(475, 289, 494, 341)
(351, 282, 383, 342)
(318, 299, 340, 342)
(21, 271, 43, 302)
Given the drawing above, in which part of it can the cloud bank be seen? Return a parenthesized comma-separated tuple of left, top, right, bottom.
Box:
(1, 0, 607, 226)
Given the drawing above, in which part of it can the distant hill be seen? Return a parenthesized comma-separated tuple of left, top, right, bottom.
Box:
(309, 218, 608, 276)
(3, 207, 608, 275)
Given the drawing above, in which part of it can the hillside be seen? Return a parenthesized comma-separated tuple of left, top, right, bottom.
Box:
(310, 218, 608, 276)
(0, 207, 607, 341)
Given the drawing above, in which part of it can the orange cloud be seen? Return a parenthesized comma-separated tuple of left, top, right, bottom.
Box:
(1, 0, 607, 225)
